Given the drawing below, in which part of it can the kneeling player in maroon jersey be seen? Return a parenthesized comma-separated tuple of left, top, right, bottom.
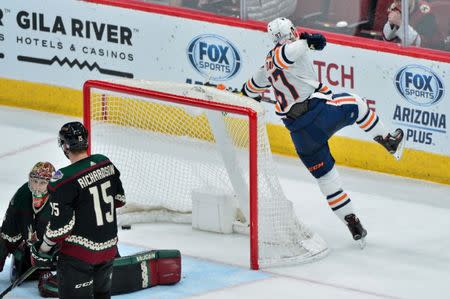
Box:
(29, 122, 180, 298)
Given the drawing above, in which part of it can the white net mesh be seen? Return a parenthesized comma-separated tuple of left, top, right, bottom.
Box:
(86, 79, 328, 268)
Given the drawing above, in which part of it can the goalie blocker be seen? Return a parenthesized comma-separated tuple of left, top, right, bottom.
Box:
(111, 249, 181, 294)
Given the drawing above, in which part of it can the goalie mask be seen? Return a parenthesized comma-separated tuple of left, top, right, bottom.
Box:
(267, 17, 297, 44)
(28, 162, 55, 208)
(58, 121, 89, 157)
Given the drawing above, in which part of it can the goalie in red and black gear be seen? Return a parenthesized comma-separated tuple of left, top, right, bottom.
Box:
(0, 162, 58, 296)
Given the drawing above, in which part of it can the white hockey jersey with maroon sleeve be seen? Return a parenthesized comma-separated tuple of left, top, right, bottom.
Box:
(243, 39, 331, 117)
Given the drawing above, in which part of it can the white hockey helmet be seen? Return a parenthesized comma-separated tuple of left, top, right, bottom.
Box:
(267, 17, 297, 44)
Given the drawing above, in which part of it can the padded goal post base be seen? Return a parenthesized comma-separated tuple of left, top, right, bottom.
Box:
(192, 189, 238, 234)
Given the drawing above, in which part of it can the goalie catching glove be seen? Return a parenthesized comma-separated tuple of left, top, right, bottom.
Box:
(300, 32, 327, 50)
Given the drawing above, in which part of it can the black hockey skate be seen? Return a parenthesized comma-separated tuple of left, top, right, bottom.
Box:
(345, 214, 367, 249)
(374, 128, 405, 160)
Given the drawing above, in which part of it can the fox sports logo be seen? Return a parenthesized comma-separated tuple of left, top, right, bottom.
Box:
(395, 65, 444, 106)
(187, 34, 241, 81)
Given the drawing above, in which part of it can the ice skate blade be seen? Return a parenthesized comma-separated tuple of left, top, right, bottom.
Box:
(393, 136, 405, 160)
(358, 238, 366, 249)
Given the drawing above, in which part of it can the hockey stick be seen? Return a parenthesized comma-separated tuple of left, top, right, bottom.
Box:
(256, 96, 276, 105)
(201, 53, 276, 104)
(203, 81, 277, 104)
(0, 265, 39, 298)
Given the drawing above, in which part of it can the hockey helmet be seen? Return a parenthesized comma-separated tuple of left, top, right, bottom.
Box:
(28, 162, 55, 199)
(58, 121, 89, 152)
(267, 17, 297, 44)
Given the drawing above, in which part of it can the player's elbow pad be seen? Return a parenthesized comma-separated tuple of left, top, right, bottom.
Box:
(241, 84, 250, 97)
(114, 194, 126, 208)
(241, 85, 262, 102)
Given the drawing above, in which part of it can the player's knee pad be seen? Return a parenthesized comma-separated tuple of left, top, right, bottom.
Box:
(316, 166, 342, 197)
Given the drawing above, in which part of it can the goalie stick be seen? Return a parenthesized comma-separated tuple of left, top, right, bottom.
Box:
(0, 265, 39, 298)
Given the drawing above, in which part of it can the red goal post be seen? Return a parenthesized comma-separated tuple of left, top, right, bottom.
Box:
(83, 79, 328, 270)
(84, 79, 260, 269)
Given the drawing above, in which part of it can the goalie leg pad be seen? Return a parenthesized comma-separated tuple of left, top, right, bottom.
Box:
(111, 250, 181, 295)
(149, 250, 182, 286)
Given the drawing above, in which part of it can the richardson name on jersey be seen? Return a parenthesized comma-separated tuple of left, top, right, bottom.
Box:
(78, 165, 115, 188)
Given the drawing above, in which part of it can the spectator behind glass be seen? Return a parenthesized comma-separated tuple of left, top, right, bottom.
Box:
(383, 0, 445, 50)
(246, 0, 297, 22)
(154, 0, 297, 21)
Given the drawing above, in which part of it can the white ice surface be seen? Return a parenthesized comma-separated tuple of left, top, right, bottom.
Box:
(0, 106, 449, 299)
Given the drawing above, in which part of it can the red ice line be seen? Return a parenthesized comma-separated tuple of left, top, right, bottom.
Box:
(0, 138, 55, 160)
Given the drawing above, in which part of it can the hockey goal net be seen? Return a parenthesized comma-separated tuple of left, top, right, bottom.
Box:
(83, 79, 328, 269)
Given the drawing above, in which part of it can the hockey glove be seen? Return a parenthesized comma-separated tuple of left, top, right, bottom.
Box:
(38, 271, 59, 298)
(300, 32, 327, 50)
(30, 241, 56, 269)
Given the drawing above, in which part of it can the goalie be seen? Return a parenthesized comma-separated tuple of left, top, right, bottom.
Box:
(0, 162, 56, 295)
(0, 159, 181, 297)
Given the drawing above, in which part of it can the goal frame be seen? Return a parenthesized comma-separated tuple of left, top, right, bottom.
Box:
(83, 80, 261, 270)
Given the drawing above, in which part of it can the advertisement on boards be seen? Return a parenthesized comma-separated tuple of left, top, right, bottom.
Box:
(392, 65, 446, 149)
(186, 34, 241, 81)
(0, 0, 272, 89)
(0, 2, 139, 85)
(0, 8, 5, 59)
(300, 45, 448, 156)
(0, 0, 448, 156)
